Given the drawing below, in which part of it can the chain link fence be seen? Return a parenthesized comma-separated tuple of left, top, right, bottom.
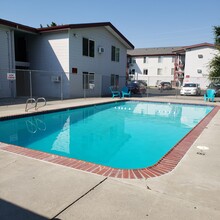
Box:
(0, 68, 127, 101)
(1, 68, 219, 102)
(127, 75, 220, 99)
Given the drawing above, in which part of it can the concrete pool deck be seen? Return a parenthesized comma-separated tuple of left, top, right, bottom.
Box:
(0, 97, 220, 219)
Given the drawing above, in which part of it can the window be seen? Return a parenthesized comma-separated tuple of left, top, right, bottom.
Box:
(130, 69, 135, 75)
(143, 56, 148, 63)
(143, 69, 148, 75)
(172, 56, 175, 63)
(82, 38, 95, 57)
(15, 35, 27, 62)
(83, 72, 95, 89)
(171, 68, 174, 75)
(157, 68, 162, 75)
(158, 56, 163, 63)
(197, 69, 202, 74)
(111, 74, 119, 88)
(198, 54, 203, 58)
(111, 46, 120, 62)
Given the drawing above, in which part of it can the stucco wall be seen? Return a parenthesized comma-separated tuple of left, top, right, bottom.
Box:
(184, 47, 218, 88)
(185, 47, 217, 77)
(130, 55, 175, 86)
(28, 27, 128, 98)
(1, 23, 129, 99)
(29, 31, 69, 72)
(28, 31, 70, 98)
(135, 56, 174, 76)
(68, 27, 127, 98)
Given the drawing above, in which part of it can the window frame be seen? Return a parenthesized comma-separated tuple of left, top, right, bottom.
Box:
(82, 37, 95, 58)
(83, 72, 95, 89)
(143, 69, 148, 75)
(111, 46, 120, 62)
(143, 56, 148, 63)
(158, 56, 163, 63)
(157, 68, 163, 75)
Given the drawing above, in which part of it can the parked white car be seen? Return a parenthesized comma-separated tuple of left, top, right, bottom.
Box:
(180, 83, 201, 96)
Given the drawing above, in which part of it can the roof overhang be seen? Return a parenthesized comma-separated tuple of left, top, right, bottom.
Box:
(104, 24, 134, 49)
(37, 22, 134, 50)
(0, 18, 134, 49)
(0, 18, 38, 34)
(173, 42, 215, 53)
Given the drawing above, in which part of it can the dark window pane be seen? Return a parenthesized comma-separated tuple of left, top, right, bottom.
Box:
(83, 38, 88, 56)
(89, 40, 95, 57)
(116, 48, 120, 62)
(111, 46, 115, 61)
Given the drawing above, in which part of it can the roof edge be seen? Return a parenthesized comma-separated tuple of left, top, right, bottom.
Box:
(0, 18, 134, 49)
(0, 18, 38, 33)
(173, 42, 215, 52)
(185, 42, 215, 49)
(37, 22, 134, 49)
(37, 22, 112, 32)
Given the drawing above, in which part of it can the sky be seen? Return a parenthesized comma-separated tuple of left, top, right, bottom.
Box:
(1, 0, 220, 48)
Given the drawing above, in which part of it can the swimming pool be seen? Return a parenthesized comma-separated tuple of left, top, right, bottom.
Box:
(0, 101, 213, 169)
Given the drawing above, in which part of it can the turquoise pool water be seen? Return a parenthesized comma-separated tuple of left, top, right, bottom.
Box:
(0, 101, 213, 169)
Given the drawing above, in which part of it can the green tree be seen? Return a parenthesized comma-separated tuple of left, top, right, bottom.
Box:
(47, 22, 57, 27)
(209, 26, 220, 80)
(40, 22, 57, 28)
(213, 26, 220, 49)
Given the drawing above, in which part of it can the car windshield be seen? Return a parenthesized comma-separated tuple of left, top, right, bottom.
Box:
(183, 83, 197, 87)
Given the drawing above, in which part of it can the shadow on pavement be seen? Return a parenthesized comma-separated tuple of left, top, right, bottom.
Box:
(0, 199, 49, 220)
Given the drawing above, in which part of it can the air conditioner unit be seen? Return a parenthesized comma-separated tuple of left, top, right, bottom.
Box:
(51, 76, 61, 83)
(89, 83, 95, 89)
(98, 47, 104, 53)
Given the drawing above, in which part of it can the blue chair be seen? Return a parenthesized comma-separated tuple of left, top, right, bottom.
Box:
(204, 89, 215, 102)
(121, 86, 131, 98)
(109, 86, 120, 98)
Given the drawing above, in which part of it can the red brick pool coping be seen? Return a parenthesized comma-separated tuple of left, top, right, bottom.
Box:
(0, 105, 219, 179)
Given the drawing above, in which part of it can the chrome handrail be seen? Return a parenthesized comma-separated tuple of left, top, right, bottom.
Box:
(25, 97, 47, 112)
(35, 97, 47, 110)
(25, 98, 36, 112)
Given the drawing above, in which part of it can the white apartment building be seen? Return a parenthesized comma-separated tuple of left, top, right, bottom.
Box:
(127, 47, 183, 87)
(175, 43, 218, 88)
(0, 18, 134, 98)
(127, 43, 217, 89)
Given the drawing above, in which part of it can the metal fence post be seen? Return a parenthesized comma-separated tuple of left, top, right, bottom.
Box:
(60, 74, 63, 100)
(29, 70, 32, 99)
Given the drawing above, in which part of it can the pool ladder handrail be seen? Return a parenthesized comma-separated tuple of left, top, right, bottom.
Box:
(35, 97, 47, 110)
(25, 97, 47, 112)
